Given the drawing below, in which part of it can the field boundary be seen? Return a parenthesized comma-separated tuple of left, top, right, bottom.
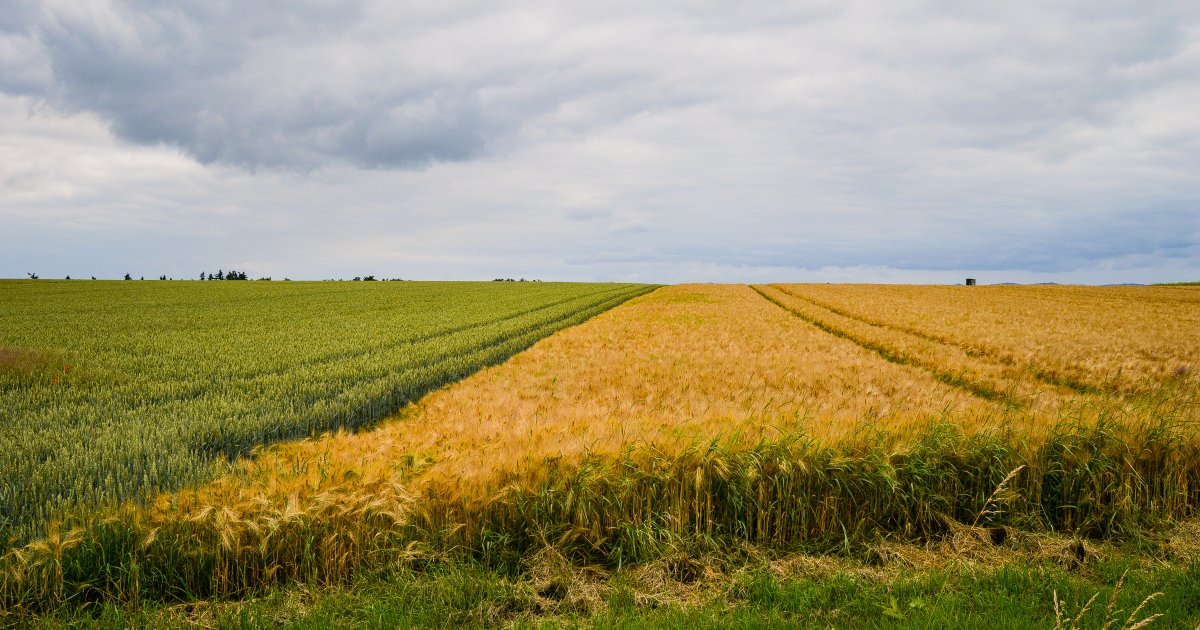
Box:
(205, 283, 663, 456)
(0, 282, 658, 546)
(232, 283, 641, 381)
(84, 283, 648, 419)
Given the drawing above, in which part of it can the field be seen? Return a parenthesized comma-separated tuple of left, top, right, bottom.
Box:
(0, 280, 654, 544)
(1, 281, 1198, 627)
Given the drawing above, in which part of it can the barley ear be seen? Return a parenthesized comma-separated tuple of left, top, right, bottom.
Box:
(972, 464, 1025, 527)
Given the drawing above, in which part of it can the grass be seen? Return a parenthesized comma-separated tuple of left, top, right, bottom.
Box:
(20, 533, 1200, 629)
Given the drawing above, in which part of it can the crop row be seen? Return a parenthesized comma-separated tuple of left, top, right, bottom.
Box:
(773, 283, 1200, 394)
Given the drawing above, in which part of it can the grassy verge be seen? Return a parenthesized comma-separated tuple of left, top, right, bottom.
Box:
(22, 532, 1200, 629)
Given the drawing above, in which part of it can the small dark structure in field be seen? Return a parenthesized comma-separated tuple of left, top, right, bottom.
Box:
(965, 278, 976, 286)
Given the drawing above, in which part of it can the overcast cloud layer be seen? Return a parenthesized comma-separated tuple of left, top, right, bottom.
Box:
(2, 1, 1198, 283)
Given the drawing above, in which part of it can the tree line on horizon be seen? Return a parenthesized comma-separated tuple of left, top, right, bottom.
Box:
(199, 270, 250, 281)
(20, 272, 554, 282)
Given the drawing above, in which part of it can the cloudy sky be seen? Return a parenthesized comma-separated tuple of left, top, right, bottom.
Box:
(2, 1, 1198, 283)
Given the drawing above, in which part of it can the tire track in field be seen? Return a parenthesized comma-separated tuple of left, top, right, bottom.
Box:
(769, 285, 1103, 396)
(750, 285, 1079, 408)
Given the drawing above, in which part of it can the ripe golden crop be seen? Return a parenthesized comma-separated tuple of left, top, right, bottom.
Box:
(774, 283, 1200, 394)
(171, 282, 1200, 522)
(3, 282, 1196, 612)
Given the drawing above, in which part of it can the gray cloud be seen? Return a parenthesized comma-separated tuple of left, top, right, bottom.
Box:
(5, 1, 1187, 172)
(1, 1, 1198, 281)
(3, 1, 504, 168)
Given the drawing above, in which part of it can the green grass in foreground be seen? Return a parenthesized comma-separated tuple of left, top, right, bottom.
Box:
(23, 541, 1200, 629)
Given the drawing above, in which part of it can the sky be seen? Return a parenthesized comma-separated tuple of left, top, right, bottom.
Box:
(2, 1, 1198, 284)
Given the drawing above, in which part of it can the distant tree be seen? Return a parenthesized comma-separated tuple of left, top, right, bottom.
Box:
(91, 276, 96, 280)
(140, 276, 144, 280)
(124, 274, 132, 280)
(363, 275, 376, 281)
(216, 270, 224, 280)
(200, 271, 206, 281)
(26, 272, 38, 279)
(65, 275, 70, 280)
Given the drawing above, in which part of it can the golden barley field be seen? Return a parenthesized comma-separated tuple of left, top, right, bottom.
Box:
(230, 283, 1001, 501)
(215, 283, 1197, 509)
(3, 282, 1199, 611)
(123, 283, 1198, 556)
(774, 283, 1200, 394)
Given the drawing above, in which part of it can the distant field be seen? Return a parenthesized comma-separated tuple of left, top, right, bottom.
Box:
(767, 283, 1200, 395)
(2, 282, 1198, 622)
(0, 280, 654, 543)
